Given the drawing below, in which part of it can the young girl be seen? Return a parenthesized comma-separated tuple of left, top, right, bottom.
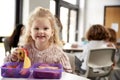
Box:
(6, 7, 72, 73)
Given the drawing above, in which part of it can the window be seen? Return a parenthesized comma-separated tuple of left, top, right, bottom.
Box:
(60, 7, 69, 42)
(0, 0, 23, 42)
(50, 0, 56, 15)
(69, 10, 77, 42)
(0, 0, 15, 37)
(50, 0, 79, 43)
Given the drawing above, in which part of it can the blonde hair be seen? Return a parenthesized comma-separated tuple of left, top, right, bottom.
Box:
(23, 7, 62, 46)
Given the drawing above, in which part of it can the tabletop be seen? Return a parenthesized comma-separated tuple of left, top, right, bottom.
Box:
(63, 47, 83, 53)
(62, 42, 84, 53)
(0, 72, 90, 80)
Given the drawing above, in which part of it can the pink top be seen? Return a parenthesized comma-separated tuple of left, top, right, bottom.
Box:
(23, 43, 72, 73)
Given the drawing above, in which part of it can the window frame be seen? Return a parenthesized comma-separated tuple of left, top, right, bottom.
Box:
(15, 0, 23, 26)
(53, 0, 80, 42)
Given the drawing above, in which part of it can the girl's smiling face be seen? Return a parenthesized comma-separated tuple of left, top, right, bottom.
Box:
(30, 18, 53, 45)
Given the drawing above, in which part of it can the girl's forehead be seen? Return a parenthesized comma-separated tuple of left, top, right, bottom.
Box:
(35, 18, 48, 22)
(31, 18, 52, 27)
(32, 18, 48, 24)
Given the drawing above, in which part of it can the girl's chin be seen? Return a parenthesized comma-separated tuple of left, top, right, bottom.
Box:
(37, 39, 46, 43)
(38, 40, 45, 42)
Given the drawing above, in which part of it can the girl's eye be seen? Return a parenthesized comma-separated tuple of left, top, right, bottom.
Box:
(34, 27, 39, 30)
(44, 27, 49, 30)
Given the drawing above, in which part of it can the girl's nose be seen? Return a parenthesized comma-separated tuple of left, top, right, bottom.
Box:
(38, 29, 44, 33)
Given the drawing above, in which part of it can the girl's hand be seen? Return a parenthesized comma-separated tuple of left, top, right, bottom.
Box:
(20, 69, 28, 75)
(10, 48, 19, 62)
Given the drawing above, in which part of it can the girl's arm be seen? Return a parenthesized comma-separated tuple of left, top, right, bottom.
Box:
(59, 51, 72, 73)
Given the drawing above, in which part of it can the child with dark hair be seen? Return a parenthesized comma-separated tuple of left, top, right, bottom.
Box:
(106, 28, 117, 48)
(75, 24, 113, 74)
(4, 24, 25, 54)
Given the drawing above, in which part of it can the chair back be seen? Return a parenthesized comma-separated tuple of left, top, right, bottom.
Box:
(66, 53, 75, 74)
(88, 48, 115, 68)
(3, 38, 11, 56)
(85, 48, 116, 78)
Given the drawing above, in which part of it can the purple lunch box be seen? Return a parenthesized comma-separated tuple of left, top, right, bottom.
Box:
(32, 63, 63, 79)
(1, 62, 30, 78)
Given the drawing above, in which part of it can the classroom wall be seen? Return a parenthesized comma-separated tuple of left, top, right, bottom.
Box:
(81, 0, 120, 39)
(22, 0, 50, 25)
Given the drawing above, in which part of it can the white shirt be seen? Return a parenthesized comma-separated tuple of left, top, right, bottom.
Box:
(79, 40, 112, 70)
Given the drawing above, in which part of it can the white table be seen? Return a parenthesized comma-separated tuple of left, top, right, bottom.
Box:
(1, 72, 90, 80)
(60, 72, 90, 80)
(63, 47, 83, 53)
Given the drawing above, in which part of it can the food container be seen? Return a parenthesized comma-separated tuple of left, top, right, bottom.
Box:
(1, 62, 30, 78)
(32, 63, 63, 79)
